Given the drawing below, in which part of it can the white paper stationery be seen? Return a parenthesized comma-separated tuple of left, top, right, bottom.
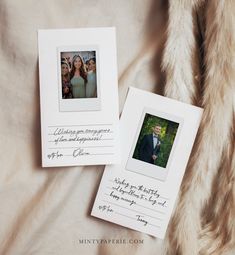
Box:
(91, 87, 203, 238)
(38, 28, 120, 167)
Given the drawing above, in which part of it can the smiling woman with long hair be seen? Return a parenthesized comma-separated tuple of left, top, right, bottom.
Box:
(70, 55, 87, 98)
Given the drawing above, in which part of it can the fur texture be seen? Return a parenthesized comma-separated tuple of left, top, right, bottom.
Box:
(162, 0, 200, 105)
(162, 0, 235, 254)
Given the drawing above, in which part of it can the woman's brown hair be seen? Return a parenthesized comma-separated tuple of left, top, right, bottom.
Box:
(70, 55, 87, 83)
(61, 61, 70, 82)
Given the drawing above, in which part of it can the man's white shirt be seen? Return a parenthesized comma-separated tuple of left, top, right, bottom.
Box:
(152, 133, 160, 148)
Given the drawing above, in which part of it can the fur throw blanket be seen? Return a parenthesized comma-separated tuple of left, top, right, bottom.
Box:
(158, 1, 235, 254)
(0, 1, 234, 255)
(121, 1, 235, 254)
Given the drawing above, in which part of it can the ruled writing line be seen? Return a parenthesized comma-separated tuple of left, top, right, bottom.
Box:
(114, 212, 161, 229)
(48, 146, 114, 149)
(48, 138, 114, 143)
(48, 132, 114, 135)
(102, 199, 163, 221)
(57, 153, 115, 157)
(48, 124, 113, 127)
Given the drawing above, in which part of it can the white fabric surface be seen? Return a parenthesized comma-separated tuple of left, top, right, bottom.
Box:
(0, 1, 165, 254)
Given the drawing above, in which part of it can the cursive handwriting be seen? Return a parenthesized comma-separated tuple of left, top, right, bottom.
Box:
(136, 215, 148, 226)
(98, 205, 114, 213)
(47, 126, 114, 161)
(73, 148, 90, 157)
(49, 127, 113, 146)
(107, 178, 168, 209)
(47, 151, 63, 159)
(53, 128, 111, 137)
(53, 135, 103, 145)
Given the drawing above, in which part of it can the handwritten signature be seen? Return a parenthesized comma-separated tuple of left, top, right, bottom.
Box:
(73, 148, 89, 157)
(98, 205, 114, 213)
(47, 151, 63, 159)
(136, 215, 148, 226)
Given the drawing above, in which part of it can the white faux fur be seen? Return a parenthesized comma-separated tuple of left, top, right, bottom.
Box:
(162, 0, 235, 254)
(162, 0, 199, 104)
(0, 1, 234, 255)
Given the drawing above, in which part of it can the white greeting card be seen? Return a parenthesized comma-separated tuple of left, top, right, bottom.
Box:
(38, 28, 120, 167)
(91, 87, 203, 238)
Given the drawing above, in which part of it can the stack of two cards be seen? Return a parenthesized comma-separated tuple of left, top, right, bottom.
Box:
(38, 27, 203, 239)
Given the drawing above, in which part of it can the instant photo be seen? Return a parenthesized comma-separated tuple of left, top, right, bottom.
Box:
(92, 87, 203, 239)
(58, 46, 101, 112)
(38, 28, 120, 167)
(126, 108, 182, 181)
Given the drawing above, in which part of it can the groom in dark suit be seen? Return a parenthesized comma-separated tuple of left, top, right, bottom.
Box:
(139, 125, 161, 164)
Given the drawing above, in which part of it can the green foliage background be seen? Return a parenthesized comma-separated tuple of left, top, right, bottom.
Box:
(133, 114, 179, 168)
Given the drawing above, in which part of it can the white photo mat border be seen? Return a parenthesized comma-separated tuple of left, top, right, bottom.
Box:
(57, 45, 101, 112)
(125, 107, 184, 182)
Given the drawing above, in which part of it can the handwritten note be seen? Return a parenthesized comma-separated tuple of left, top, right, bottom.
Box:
(106, 178, 168, 208)
(38, 28, 120, 167)
(46, 125, 115, 161)
(94, 177, 169, 230)
(91, 87, 203, 238)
